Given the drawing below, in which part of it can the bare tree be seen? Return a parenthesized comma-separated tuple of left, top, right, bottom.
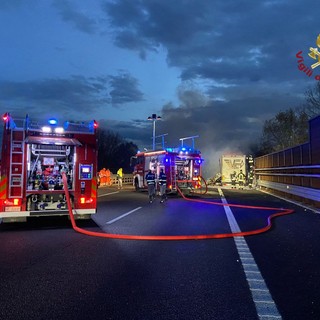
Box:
(97, 128, 138, 173)
(303, 82, 320, 118)
(256, 82, 320, 156)
(260, 108, 308, 153)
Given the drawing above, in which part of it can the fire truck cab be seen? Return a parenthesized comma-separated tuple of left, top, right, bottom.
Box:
(131, 146, 203, 193)
(0, 113, 98, 223)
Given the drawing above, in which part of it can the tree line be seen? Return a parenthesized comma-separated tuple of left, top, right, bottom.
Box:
(255, 82, 320, 156)
(97, 129, 138, 174)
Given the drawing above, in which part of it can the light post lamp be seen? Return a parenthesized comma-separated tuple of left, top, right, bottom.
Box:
(147, 113, 162, 150)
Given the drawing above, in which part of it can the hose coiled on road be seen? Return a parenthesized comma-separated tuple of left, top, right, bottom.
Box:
(62, 173, 294, 240)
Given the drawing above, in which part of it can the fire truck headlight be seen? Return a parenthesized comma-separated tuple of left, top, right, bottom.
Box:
(54, 127, 64, 133)
(42, 126, 52, 133)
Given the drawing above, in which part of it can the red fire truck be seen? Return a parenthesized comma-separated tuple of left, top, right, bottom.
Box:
(0, 113, 98, 223)
(131, 144, 204, 193)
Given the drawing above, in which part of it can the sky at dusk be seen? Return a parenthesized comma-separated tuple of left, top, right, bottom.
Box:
(1, 0, 320, 176)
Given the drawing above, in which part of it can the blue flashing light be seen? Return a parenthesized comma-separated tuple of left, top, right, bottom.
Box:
(48, 118, 58, 125)
(164, 158, 169, 163)
(88, 120, 98, 131)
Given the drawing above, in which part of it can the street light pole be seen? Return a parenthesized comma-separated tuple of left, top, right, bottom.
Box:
(147, 113, 162, 150)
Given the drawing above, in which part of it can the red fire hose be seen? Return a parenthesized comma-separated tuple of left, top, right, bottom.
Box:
(62, 173, 294, 240)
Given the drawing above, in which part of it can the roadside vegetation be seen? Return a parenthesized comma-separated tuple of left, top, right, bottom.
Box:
(254, 82, 320, 156)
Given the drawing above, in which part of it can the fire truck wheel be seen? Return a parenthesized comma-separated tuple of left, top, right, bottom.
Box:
(134, 179, 140, 191)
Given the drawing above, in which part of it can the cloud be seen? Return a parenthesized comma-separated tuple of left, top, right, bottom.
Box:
(53, 0, 99, 34)
(108, 72, 144, 105)
(2, 0, 319, 178)
(0, 76, 109, 119)
(0, 0, 28, 10)
(98, 118, 151, 148)
(154, 85, 302, 177)
(97, 0, 319, 175)
(0, 71, 145, 120)
(100, 81, 309, 176)
(102, 0, 318, 85)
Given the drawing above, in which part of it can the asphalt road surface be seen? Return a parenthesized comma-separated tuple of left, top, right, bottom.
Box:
(1, 185, 320, 320)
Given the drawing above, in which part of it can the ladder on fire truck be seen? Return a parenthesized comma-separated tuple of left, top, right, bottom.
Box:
(9, 123, 25, 199)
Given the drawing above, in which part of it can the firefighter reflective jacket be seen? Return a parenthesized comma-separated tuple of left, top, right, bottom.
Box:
(158, 172, 167, 185)
(117, 168, 123, 178)
(237, 171, 245, 182)
(146, 171, 156, 185)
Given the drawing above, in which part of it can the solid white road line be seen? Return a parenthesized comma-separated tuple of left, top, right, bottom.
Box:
(218, 188, 282, 320)
(106, 207, 142, 225)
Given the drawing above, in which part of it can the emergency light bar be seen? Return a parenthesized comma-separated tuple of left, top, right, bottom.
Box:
(48, 118, 58, 125)
(195, 159, 203, 165)
(3, 114, 97, 134)
(2, 113, 9, 121)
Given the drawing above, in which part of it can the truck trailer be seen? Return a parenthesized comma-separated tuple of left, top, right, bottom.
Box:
(220, 154, 247, 185)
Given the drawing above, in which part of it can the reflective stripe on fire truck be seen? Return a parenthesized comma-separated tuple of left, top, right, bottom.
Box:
(91, 177, 97, 198)
(0, 175, 7, 199)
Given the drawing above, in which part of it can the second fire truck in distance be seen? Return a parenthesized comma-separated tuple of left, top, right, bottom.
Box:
(0, 113, 98, 223)
(131, 143, 204, 194)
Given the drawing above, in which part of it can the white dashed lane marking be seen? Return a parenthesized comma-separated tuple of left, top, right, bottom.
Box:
(106, 207, 142, 225)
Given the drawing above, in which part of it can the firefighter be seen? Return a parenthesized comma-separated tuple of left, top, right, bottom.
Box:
(117, 167, 123, 189)
(158, 168, 167, 203)
(106, 168, 111, 186)
(145, 169, 156, 203)
(248, 170, 254, 188)
(237, 169, 245, 190)
(99, 168, 107, 186)
(247, 155, 254, 189)
(230, 171, 237, 189)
